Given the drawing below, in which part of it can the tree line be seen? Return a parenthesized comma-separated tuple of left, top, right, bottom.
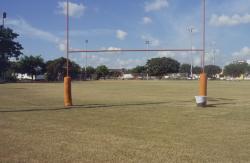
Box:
(1, 26, 250, 81)
(5, 56, 111, 81)
(5, 55, 250, 81)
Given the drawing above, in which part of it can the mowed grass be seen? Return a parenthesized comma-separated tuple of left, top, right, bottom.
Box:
(0, 80, 250, 163)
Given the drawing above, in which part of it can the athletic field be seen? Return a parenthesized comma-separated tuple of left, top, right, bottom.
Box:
(0, 80, 250, 162)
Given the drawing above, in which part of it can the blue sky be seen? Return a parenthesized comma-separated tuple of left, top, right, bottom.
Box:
(2, 0, 250, 68)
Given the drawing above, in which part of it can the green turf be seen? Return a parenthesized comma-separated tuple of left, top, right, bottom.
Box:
(0, 80, 250, 162)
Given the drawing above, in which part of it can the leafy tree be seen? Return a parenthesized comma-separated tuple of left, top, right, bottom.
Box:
(0, 26, 23, 78)
(46, 57, 81, 81)
(86, 66, 96, 74)
(18, 55, 45, 80)
(146, 57, 180, 77)
(4, 61, 20, 81)
(131, 66, 146, 74)
(108, 69, 122, 79)
(193, 66, 202, 74)
(224, 63, 248, 77)
(179, 64, 191, 75)
(130, 65, 147, 79)
(96, 65, 109, 79)
(110, 71, 122, 78)
(247, 65, 250, 74)
(204, 65, 222, 78)
(84, 66, 96, 80)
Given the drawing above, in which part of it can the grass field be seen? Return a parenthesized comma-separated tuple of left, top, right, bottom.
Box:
(0, 80, 250, 162)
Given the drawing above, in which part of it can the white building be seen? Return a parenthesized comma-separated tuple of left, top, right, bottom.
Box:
(16, 73, 45, 80)
(17, 73, 33, 80)
(121, 74, 134, 80)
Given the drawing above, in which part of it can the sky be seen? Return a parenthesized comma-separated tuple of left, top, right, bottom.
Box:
(2, 0, 250, 68)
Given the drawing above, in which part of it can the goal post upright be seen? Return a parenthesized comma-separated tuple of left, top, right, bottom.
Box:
(196, 0, 207, 107)
(64, 0, 73, 107)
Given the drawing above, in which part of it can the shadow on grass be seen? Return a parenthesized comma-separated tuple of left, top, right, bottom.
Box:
(206, 102, 236, 108)
(8, 88, 27, 90)
(207, 97, 237, 102)
(0, 98, 238, 112)
(0, 102, 169, 113)
(204, 97, 237, 108)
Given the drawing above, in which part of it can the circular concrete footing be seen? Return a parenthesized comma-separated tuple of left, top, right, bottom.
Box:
(195, 96, 207, 107)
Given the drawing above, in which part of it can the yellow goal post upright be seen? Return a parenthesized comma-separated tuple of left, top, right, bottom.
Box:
(64, 0, 208, 107)
(64, 0, 72, 106)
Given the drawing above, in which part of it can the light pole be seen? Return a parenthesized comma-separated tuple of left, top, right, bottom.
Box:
(145, 40, 151, 80)
(2, 12, 6, 27)
(0, 12, 6, 80)
(187, 26, 195, 79)
(84, 40, 88, 80)
(211, 41, 216, 65)
(81, 50, 83, 81)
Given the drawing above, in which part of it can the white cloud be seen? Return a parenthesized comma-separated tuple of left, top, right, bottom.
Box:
(116, 30, 127, 40)
(7, 18, 66, 52)
(57, 1, 86, 18)
(209, 14, 250, 27)
(154, 51, 203, 66)
(69, 29, 113, 37)
(7, 18, 59, 44)
(100, 46, 122, 54)
(145, 0, 168, 12)
(156, 51, 190, 60)
(204, 52, 214, 65)
(115, 58, 145, 68)
(106, 47, 122, 51)
(193, 57, 202, 66)
(86, 53, 146, 69)
(156, 51, 176, 58)
(232, 46, 250, 60)
(89, 56, 110, 67)
(142, 17, 152, 24)
(58, 40, 67, 52)
(87, 55, 119, 68)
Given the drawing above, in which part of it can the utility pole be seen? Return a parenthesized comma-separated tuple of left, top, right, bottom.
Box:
(145, 40, 151, 80)
(187, 26, 195, 79)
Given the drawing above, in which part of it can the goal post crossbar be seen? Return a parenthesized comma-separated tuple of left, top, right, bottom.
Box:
(69, 49, 204, 53)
